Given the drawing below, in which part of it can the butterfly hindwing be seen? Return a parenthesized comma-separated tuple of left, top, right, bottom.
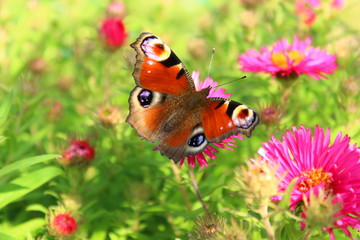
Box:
(127, 87, 169, 142)
(127, 87, 208, 162)
(156, 98, 260, 162)
(157, 125, 207, 162)
(202, 98, 260, 142)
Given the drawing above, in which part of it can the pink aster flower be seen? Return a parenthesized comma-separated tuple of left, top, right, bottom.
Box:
(192, 71, 232, 99)
(238, 36, 337, 80)
(106, 1, 126, 18)
(60, 140, 95, 166)
(331, 0, 345, 9)
(257, 125, 360, 239)
(179, 71, 245, 169)
(295, 0, 321, 26)
(295, 0, 346, 26)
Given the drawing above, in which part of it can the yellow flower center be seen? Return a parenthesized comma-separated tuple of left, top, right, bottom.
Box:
(297, 168, 333, 193)
(271, 50, 305, 69)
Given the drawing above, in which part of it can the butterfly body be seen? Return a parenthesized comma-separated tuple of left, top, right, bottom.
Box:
(127, 33, 259, 162)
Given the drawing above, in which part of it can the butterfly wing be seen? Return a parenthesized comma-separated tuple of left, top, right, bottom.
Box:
(201, 98, 260, 142)
(128, 87, 207, 162)
(127, 32, 196, 143)
(157, 123, 207, 162)
(155, 98, 260, 162)
(127, 87, 168, 142)
(130, 32, 195, 95)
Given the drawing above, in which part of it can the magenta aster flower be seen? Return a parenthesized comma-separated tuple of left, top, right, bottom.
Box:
(295, 0, 345, 26)
(191, 71, 232, 99)
(154, 71, 245, 169)
(238, 36, 337, 80)
(60, 140, 95, 166)
(331, 0, 345, 9)
(295, 0, 321, 26)
(49, 213, 78, 237)
(258, 125, 360, 239)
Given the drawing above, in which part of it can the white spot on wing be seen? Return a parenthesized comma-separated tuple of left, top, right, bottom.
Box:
(141, 38, 171, 61)
(232, 105, 255, 129)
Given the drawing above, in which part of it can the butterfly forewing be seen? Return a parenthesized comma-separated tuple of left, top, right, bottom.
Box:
(130, 32, 195, 96)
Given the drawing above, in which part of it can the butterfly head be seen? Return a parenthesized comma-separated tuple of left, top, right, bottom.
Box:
(185, 87, 211, 110)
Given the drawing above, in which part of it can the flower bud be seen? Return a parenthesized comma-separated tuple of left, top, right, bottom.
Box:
(57, 76, 73, 92)
(233, 159, 280, 202)
(259, 104, 282, 126)
(97, 106, 122, 128)
(100, 18, 127, 50)
(106, 2, 126, 18)
(28, 58, 47, 74)
(45, 101, 63, 120)
(240, 0, 265, 9)
(47, 207, 78, 238)
(187, 38, 207, 59)
(302, 189, 342, 230)
(190, 212, 225, 239)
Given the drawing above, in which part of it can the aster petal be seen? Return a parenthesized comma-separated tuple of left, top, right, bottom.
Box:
(196, 153, 209, 169)
(203, 148, 218, 160)
(192, 71, 201, 90)
(239, 36, 337, 80)
(259, 125, 360, 236)
(205, 144, 219, 154)
(332, 0, 345, 8)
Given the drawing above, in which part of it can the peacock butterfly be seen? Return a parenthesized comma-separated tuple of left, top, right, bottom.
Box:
(126, 32, 259, 162)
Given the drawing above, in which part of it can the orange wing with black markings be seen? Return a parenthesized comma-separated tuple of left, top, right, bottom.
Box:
(201, 99, 259, 143)
(130, 32, 195, 96)
(127, 87, 170, 142)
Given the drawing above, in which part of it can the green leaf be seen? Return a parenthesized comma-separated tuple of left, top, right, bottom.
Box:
(278, 178, 297, 209)
(1, 218, 44, 239)
(0, 232, 17, 240)
(0, 183, 27, 194)
(0, 91, 13, 132)
(0, 154, 60, 178)
(90, 229, 108, 240)
(0, 166, 63, 209)
(26, 204, 49, 214)
(0, 135, 7, 144)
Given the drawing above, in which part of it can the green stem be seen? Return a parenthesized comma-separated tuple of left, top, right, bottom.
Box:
(170, 162, 192, 211)
(259, 199, 275, 240)
(301, 230, 312, 240)
(280, 84, 291, 117)
(189, 168, 209, 214)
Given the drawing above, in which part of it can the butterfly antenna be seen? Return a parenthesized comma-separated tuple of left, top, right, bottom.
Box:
(217, 76, 247, 87)
(207, 48, 215, 77)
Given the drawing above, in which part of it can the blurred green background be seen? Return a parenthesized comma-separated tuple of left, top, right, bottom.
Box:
(0, 0, 359, 239)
